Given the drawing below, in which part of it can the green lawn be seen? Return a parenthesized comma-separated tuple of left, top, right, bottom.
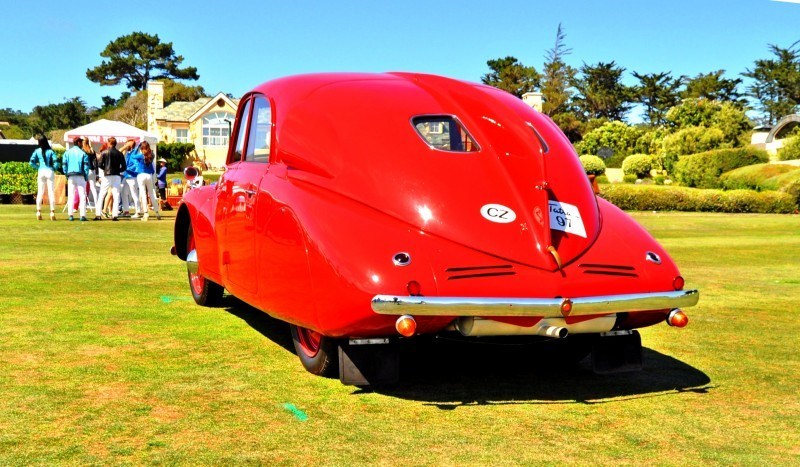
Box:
(0, 205, 798, 465)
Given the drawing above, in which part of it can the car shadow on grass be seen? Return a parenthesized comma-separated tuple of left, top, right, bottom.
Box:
(220, 295, 295, 353)
(373, 337, 713, 408)
(217, 296, 712, 406)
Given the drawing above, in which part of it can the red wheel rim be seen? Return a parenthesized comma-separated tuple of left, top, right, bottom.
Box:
(296, 327, 322, 358)
(188, 231, 204, 295)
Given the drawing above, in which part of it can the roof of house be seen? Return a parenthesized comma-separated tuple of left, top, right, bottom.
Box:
(156, 94, 240, 123)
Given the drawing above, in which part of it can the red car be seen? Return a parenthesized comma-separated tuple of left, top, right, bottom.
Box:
(172, 73, 699, 385)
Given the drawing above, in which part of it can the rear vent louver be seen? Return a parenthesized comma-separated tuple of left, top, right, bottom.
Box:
(578, 263, 638, 278)
(445, 265, 515, 280)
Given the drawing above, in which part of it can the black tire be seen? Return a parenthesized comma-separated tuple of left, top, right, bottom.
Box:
(186, 224, 224, 306)
(290, 325, 338, 377)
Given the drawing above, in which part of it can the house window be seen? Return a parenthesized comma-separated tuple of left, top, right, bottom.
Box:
(175, 129, 189, 143)
(202, 111, 234, 147)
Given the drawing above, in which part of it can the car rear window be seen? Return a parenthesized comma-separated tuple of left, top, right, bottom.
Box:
(412, 116, 479, 152)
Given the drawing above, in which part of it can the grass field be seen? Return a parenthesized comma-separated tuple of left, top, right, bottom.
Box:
(0, 205, 798, 465)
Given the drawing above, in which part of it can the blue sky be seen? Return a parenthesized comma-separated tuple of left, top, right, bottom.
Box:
(1, 0, 799, 113)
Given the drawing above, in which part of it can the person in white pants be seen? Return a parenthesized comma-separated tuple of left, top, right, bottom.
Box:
(29, 137, 59, 220)
(94, 137, 127, 221)
(82, 139, 99, 209)
(120, 140, 141, 218)
(62, 137, 90, 221)
(133, 141, 162, 221)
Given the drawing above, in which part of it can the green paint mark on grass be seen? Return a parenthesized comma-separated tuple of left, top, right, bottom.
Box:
(160, 295, 191, 303)
(282, 403, 308, 421)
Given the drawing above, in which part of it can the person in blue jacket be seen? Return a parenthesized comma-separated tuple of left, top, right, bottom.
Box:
(61, 137, 90, 221)
(29, 136, 60, 220)
(130, 140, 162, 221)
(120, 139, 141, 218)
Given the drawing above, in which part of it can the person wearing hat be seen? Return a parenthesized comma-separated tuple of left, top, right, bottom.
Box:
(156, 157, 168, 201)
(61, 137, 90, 221)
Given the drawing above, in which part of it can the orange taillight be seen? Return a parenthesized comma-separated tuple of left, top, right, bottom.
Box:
(395, 315, 417, 337)
(560, 298, 573, 317)
(667, 309, 689, 328)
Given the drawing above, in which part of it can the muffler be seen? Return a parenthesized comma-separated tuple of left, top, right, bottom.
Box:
(454, 315, 616, 337)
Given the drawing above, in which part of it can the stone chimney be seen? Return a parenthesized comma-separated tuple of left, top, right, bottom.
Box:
(522, 91, 543, 112)
(147, 80, 164, 135)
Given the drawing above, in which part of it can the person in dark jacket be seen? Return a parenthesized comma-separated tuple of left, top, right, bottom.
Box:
(94, 137, 126, 221)
(62, 137, 89, 221)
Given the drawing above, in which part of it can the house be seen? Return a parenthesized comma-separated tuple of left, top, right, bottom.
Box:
(146, 81, 239, 169)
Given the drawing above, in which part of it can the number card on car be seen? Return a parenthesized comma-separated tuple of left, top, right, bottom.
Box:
(548, 200, 586, 237)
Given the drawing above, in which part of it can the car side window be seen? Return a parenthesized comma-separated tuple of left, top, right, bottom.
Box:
(231, 99, 252, 164)
(245, 96, 272, 163)
(412, 115, 479, 152)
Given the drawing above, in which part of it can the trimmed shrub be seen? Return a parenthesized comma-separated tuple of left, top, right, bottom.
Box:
(673, 147, 769, 189)
(779, 180, 800, 208)
(622, 174, 637, 184)
(621, 154, 653, 178)
(776, 137, 800, 161)
(575, 121, 642, 167)
(599, 184, 797, 213)
(720, 163, 800, 191)
(660, 126, 726, 173)
(595, 174, 609, 184)
(579, 155, 606, 176)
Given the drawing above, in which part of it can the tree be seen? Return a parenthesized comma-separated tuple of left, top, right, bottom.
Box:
(86, 31, 199, 91)
(632, 71, 683, 125)
(541, 24, 580, 140)
(104, 92, 148, 129)
(27, 98, 90, 134)
(682, 70, 743, 104)
(572, 61, 633, 121)
(163, 79, 206, 105)
(481, 56, 540, 98)
(743, 42, 800, 125)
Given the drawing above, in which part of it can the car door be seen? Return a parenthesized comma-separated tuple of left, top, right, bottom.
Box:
(217, 96, 273, 298)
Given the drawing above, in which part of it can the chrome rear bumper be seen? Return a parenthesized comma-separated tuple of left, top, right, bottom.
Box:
(371, 290, 699, 318)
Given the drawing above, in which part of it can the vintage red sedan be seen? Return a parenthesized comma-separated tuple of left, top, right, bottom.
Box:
(172, 72, 699, 385)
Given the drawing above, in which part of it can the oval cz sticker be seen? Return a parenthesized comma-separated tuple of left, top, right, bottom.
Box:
(481, 204, 516, 223)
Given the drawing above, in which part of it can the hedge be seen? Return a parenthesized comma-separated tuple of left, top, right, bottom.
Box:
(673, 147, 769, 189)
(599, 184, 797, 213)
(0, 162, 37, 194)
(720, 163, 800, 191)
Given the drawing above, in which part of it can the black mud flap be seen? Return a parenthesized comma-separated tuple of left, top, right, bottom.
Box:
(591, 330, 643, 374)
(338, 339, 399, 386)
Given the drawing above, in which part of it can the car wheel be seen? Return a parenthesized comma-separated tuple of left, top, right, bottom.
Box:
(290, 325, 338, 377)
(187, 224, 224, 306)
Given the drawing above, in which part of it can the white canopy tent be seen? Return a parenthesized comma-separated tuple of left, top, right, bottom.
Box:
(63, 119, 158, 152)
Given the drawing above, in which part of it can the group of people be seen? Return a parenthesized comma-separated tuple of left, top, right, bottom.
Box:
(30, 136, 169, 222)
